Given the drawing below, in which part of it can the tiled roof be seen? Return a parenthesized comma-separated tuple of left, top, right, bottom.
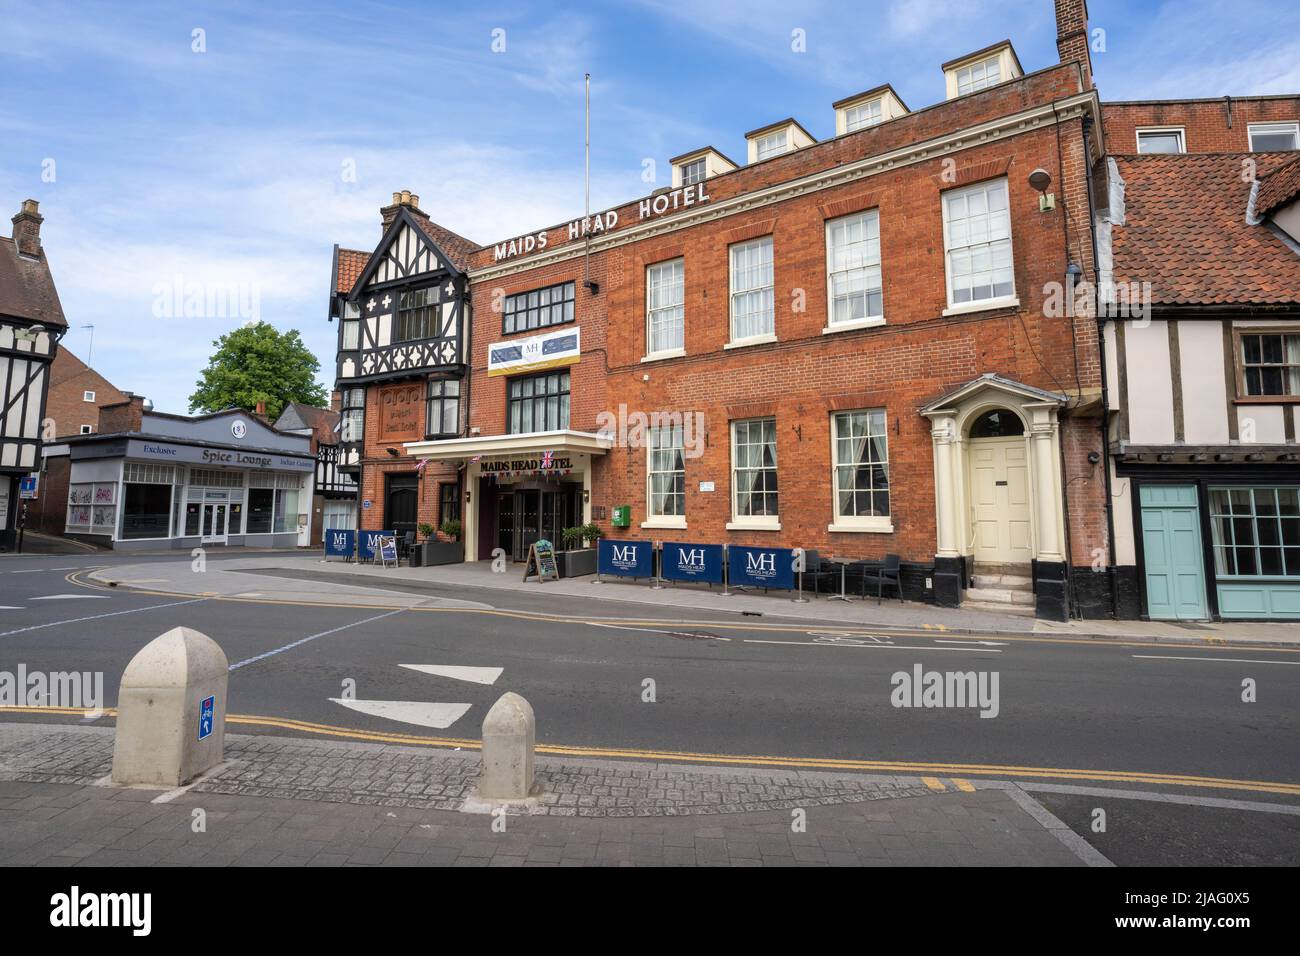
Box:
(335, 247, 368, 293)
(410, 216, 478, 274)
(1110, 153, 1300, 307)
(281, 401, 340, 445)
(1255, 154, 1300, 216)
(0, 236, 67, 327)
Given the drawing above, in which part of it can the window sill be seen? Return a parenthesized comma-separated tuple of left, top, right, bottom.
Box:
(822, 317, 886, 335)
(941, 296, 1020, 318)
(724, 333, 778, 350)
(726, 519, 782, 531)
(1233, 396, 1300, 405)
(641, 517, 687, 530)
(641, 349, 685, 364)
(827, 521, 894, 534)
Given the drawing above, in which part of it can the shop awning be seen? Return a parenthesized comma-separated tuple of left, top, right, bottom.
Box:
(403, 429, 613, 463)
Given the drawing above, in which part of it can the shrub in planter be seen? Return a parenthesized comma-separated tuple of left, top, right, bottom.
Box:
(417, 522, 435, 541)
(440, 518, 462, 542)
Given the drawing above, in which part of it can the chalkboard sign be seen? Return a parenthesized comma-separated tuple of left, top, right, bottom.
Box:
(523, 538, 559, 582)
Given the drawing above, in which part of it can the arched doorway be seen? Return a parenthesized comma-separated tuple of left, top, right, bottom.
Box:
(966, 408, 1033, 564)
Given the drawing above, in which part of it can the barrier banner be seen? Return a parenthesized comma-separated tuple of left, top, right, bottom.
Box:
(728, 544, 796, 590)
(660, 542, 725, 585)
(597, 539, 654, 578)
(358, 529, 395, 562)
(323, 528, 356, 560)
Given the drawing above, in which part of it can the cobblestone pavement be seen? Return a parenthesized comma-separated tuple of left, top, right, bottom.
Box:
(0, 722, 1099, 866)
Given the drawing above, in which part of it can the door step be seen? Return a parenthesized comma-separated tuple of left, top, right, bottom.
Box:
(965, 587, 1034, 605)
(970, 573, 1032, 590)
(961, 599, 1036, 617)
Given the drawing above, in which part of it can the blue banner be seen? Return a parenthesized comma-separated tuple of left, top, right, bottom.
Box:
(323, 528, 356, 560)
(598, 539, 654, 578)
(358, 530, 395, 562)
(728, 545, 796, 590)
(660, 542, 725, 584)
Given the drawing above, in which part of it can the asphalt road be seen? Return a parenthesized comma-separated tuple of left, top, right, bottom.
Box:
(2, 549, 1298, 865)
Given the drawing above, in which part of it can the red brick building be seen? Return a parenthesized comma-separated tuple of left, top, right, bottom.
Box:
(333, 0, 1300, 619)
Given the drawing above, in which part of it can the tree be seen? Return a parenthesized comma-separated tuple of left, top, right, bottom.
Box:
(189, 321, 328, 421)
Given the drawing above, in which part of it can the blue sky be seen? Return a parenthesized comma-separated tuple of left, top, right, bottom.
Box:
(4, 0, 1298, 414)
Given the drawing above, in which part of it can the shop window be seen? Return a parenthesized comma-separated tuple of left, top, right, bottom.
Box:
(1210, 487, 1300, 577)
(507, 370, 570, 434)
(732, 418, 778, 521)
(1238, 331, 1300, 398)
(247, 488, 275, 533)
(503, 281, 575, 335)
(831, 409, 890, 524)
(648, 424, 686, 518)
(426, 378, 460, 437)
(121, 483, 172, 539)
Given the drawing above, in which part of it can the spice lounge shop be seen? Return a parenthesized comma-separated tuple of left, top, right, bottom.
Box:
(56, 407, 315, 550)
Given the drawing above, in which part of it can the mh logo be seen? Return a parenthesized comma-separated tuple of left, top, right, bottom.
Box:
(677, 547, 705, 567)
(330, 532, 348, 548)
(613, 545, 638, 563)
(747, 552, 776, 574)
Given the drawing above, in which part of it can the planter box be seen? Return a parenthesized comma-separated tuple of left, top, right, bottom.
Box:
(421, 540, 464, 566)
(557, 548, 597, 579)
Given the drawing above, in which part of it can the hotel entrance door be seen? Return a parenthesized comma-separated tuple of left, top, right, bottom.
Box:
(495, 484, 581, 562)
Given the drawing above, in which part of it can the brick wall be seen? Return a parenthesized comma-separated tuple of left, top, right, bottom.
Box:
(1101, 97, 1300, 154)
(44, 349, 129, 439)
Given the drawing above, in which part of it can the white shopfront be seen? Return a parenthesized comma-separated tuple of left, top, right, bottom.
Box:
(63, 411, 315, 551)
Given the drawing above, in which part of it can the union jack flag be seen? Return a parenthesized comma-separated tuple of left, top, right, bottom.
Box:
(540, 450, 554, 469)
(416, 458, 427, 476)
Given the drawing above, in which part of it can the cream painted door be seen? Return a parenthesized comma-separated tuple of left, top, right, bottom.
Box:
(969, 438, 1033, 563)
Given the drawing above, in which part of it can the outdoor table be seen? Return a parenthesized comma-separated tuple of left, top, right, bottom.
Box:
(826, 556, 858, 602)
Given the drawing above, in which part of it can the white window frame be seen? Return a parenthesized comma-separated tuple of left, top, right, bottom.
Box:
(727, 236, 776, 347)
(83, 390, 95, 402)
(843, 98, 883, 133)
(828, 408, 893, 533)
(341, 301, 361, 350)
(679, 157, 707, 186)
(1135, 126, 1186, 154)
(941, 178, 1017, 315)
(79, 424, 93, 434)
(644, 258, 685, 360)
(955, 56, 1002, 96)
(824, 210, 884, 332)
(1248, 121, 1300, 152)
(643, 423, 687, 529)
(727, 417, 780, 530)
(755, 130, 788, 161)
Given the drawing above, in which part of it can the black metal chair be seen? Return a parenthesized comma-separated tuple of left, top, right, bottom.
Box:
(397, 530, 415, 562)
(860, 553, 903, 604)
(801, 550, 839, 597)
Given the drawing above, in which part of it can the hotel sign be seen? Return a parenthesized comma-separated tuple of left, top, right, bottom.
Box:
(493, 182, 711, 262)
(479, 454, 575, 478)
(488, 327, 580, 377)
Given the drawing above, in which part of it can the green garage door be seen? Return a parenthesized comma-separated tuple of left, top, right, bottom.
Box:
(1140, 485, 1208, 620)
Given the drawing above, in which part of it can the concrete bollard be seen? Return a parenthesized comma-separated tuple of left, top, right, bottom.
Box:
(479, 691, 536, 800)
(111, 626, 228, 787)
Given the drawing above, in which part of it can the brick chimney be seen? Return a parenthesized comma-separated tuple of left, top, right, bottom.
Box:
(1055, 0, 1093, 89)
(98, 394, 146, 433)
(330, 389, 342, 413)
(380, 189, 424, 233)
(255, 400, 267, 419)
(11, 199, 43, 258)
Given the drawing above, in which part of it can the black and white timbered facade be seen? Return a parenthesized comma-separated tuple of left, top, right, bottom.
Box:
(329, 192, 475, 478)
(0, 199, 66, 548)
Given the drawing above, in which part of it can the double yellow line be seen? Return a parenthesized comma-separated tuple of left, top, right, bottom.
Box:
(5, 706, 1299, 798)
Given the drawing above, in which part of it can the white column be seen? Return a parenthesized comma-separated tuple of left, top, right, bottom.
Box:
(931, 415, 960, 558)
(463, 461, 479, 562)
(1029, 410, 1065, 562)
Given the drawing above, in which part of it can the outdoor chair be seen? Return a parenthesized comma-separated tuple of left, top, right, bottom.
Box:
(860, 553, 904, 604)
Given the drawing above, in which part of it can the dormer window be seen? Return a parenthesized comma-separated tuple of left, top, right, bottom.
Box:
(669, 147, 737, 188)
(943, 42, 1022, 100)
(755, 130, 788, 161)
(745, 119, 816, 164)
(844, 99, 882, 132)
(833, 85, 909, 136)
(1249, 122, 1300, 152)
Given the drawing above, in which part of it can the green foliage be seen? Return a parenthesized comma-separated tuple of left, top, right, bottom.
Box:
(580, 522, 602, 544)
(416, 523, 435, 541)
(440, 518, 462, 541)
(560, 526, 583, 550)
(188, 321, 328, 421)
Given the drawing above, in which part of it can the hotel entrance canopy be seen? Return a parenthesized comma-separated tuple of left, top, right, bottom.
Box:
(403, 429, 613, 464)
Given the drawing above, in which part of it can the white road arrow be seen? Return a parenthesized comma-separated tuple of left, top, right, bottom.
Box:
(328, 699, 472, 729)
(399, 664, 503, 685)
(31, 594, 111, 601)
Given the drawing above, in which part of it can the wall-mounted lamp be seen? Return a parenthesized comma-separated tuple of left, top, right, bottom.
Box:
(582, 488, 590, 504)
(1028, 168, 1055, 212)
(464, 490, 472, 504)
(14, 323, 46, 344)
